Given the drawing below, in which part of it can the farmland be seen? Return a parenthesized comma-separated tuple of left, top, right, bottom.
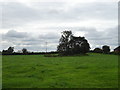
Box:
(2, 53, 118, 88)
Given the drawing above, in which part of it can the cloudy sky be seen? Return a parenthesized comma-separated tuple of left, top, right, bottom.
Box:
(0, 0, 119, 52)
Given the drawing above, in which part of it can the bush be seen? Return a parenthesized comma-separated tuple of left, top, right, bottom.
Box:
(93, 48, 103, 53)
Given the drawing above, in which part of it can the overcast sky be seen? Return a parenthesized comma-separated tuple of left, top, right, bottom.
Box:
(0, 0, 119, 52)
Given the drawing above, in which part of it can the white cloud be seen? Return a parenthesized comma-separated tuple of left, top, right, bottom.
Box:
(1, 1, 117, 29)
(0, 1, 118, 51)
(1, 30, 60, 52)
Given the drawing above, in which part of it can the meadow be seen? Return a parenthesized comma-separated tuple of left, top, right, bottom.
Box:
(2, 53, 118, 88)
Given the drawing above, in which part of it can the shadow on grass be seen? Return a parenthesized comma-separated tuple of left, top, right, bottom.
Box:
(44, 53, 89, 57)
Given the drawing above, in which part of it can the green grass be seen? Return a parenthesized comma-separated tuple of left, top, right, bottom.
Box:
(0, 55, 2, 89)
(2, 53, 118, 88)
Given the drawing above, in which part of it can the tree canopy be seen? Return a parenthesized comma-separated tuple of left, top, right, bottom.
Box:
(22, 48, 28, 54)
(2, 47, 14, 54)
(57, 31, 90, 55)
(102, 45, 110, 54)
(93, 48, 103, 53)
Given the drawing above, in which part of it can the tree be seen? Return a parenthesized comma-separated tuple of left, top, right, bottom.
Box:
(114, 46, 120, 54)
(57, 31, 90, 55)
(7, 47, 14, 54)
(57, 31, 72, 54)
(93, 48, 103, 53)
(22, 48, 28, 54)
(102, 45, 110, 54)
(2, 47, 14, 55)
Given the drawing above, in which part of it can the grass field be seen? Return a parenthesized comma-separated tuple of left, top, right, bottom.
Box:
(0, 55, 2, 89)
(2, 53, 118, 88)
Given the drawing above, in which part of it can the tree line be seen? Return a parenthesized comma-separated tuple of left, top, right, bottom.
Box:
(91, 46, 120, 55)
(57, 31, 90, 55)
(0, 30, 120, 55)
(1, 47, 57, 55)
(2, 47, 28, 55)
(57, 31, 120, 55)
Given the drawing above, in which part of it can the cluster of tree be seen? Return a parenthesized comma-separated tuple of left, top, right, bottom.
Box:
(57, 31, 119, 55)
(2, 47, 14, 55)
(92, 45, 110, 54)
(57, 31, 90, 55)
(1, 47, 58, 55)
(113, 46, 120, 55)
(93, 48, 103, 53)
(1, 30, 119, 56)
(91, 45, 120, 55)
(2, 47, 28, 55)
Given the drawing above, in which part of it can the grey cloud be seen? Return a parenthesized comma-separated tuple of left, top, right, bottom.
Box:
(2, 2, 39, 28)
(39, 32, 60, 39)
(1, 30, 59, 51)
(72, 2, 117, 20)
(1, 25, 118, 51)
(1, 2, 117, 29)
(0, 0, 118, 51)
(4, 30, 28, 38)
(84, 26, 118, 50)
(2, 2, 66, 28)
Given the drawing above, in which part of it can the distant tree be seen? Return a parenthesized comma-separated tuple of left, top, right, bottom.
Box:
(57, 31, 90, 55)
(2, 47, 14, 55)
(114, 46, 120, 54)
(22, 48, 28, 54)
(102, 45, 110, 54)
(0, 51, 2, 55)
(2, 50, 7, 54)
(93, 48, 103, 53)
(57, 31, 72, 55)
(7, 47, 14, 54)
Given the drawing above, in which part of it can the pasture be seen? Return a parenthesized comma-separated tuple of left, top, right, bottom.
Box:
(2, 53, 118, 88)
